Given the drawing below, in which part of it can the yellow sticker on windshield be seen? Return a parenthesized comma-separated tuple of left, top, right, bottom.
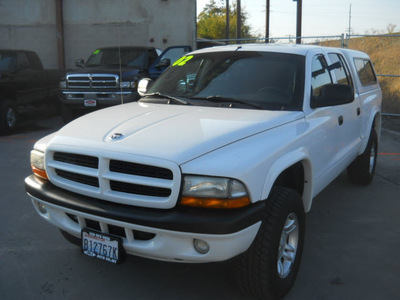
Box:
(172, 55, 193, 66)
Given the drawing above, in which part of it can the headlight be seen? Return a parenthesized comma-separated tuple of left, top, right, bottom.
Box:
(180, 176, 250, 209)
(120, 81, 135, 89)
(59, 80, 66, 89)
(30, 150, 48, 180)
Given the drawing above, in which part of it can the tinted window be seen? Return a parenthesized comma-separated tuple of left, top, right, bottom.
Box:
(17, 52, 31, 70)
(147, 51, 305, 111)
(0, 53, 17, 72)
(86, 48, 148, 68)
(328, 53, 353, 86)
(354, 58, 377, 86)
(311, 54, 332, 97)
(27, 52, 43, 70)
(159, 47, 191, 65)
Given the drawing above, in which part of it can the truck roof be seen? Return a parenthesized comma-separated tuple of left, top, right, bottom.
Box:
(0, 49, 37, 53)
(191, 43, 370, 58)
(95, 46, 157, 51)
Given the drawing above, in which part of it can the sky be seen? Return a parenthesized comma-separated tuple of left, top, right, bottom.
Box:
(196, 0, 400, 39)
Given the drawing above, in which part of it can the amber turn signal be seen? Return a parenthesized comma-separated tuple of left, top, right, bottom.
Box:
(31, 165, 49, 180)
(180, 196, 250, 209)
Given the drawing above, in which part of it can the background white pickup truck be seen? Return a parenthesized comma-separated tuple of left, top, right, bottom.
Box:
(25, 44, 382, 299)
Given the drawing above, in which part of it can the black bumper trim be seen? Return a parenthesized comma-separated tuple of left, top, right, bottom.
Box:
(25, 175, 265, 235)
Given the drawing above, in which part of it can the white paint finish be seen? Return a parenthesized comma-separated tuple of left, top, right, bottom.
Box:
(53, 102, 304, 165)
(30, 197, 261, 262)
(29, 45, 382, 264)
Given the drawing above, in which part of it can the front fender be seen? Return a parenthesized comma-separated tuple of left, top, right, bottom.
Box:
(261, 148, 313, 212)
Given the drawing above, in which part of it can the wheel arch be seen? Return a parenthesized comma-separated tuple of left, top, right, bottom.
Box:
(261, 149, 313, 213)
(360, 109, 381, 154)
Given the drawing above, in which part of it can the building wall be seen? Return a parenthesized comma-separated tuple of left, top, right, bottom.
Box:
(0, 0, 58, 69)
(0, 0, 196, 69)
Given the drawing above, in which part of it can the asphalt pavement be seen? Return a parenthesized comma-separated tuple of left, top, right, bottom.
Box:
(0, 112, 399, 300)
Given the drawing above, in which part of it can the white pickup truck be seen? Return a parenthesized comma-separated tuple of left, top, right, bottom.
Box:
(25, 44, 382, 299)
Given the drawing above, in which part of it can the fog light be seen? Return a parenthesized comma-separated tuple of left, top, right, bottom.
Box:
(193, 239, 210, 254)
(38, 202, 47, 214)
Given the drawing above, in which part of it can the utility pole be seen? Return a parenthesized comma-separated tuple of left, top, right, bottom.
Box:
(226, 0, 230, 40)
(295, 0, 302, 44)
(347, 4, 352, 48)
(236, 0, 241, 42)
(348, 4, 352, 37)
(265, 0, 270, 43)
(55, 0, 65, 69)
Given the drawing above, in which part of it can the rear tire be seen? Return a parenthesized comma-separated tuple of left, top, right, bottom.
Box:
(235, 187, 305, 300)
(0, 100, 17, 135)
(347, 129, 378, 185)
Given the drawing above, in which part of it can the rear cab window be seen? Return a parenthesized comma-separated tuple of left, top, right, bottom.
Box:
(353, 58, 378, 86)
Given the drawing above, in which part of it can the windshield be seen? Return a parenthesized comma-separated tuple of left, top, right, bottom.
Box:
(0, 53, 17, 72)
(146, 51, 305, 111)
(86, 48, 148, 68)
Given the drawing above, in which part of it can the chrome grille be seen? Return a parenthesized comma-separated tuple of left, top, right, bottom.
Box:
(67, 74, 119, 88)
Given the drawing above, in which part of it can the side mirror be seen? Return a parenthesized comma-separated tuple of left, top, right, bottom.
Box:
(311, 84, 354, 108)
(156, 58, 171, 70)
(75, 59, 85, 68)
(138, 78, 153, 96)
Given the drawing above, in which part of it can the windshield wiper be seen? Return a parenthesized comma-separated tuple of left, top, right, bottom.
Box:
(190, 95, 262, 110)
(142, 92, 191, 105)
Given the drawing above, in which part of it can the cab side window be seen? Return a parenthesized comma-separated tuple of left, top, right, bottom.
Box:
(16, 52, 31, 71)
(328, 53, 353, 87)
(311, 54, 332, 97)
(354, 58, 377, 86)
(148, 49, 158, 67)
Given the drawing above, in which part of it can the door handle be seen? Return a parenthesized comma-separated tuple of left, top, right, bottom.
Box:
(338, 115, 344, 126)
(357, 107, 361, 116)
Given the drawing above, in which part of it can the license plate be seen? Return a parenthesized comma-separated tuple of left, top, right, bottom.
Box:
(81, 229, 123, 264)
(84, 99, 97, 107)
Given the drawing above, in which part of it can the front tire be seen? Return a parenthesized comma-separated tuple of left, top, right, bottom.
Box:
(235, 187, 305, 300)
(347, 129, 378, 185)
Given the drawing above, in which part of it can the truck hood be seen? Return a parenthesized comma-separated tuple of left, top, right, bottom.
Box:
(49, 103, 304, 165)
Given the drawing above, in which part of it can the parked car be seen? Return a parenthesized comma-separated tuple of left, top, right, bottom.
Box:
(25, 44, 382, 299)
(0, 50, 65, 134)
(59, 46, 191, 122)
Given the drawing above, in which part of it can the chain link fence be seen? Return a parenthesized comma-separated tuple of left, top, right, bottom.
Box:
(198, 33, 400, 116)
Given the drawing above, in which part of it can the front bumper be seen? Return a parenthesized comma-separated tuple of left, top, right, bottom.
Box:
(25, 175, 264, 262)
(59, 89, 139, 109)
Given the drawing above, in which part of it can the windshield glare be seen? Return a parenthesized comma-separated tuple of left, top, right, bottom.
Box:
(86, 48, 147, 68)
(146, 51, 305, 111)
